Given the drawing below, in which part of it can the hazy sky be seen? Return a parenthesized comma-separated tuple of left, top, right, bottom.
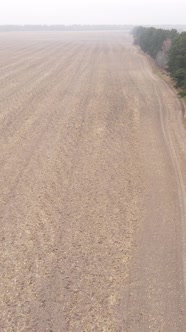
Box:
(0, 0, 185, 25)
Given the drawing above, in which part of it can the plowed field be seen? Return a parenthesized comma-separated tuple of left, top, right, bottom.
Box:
(0, 32, 186, 331)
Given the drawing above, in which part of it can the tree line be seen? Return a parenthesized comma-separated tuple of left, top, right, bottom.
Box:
(0, 25, 132, 32)
(133, 26, 186, 97)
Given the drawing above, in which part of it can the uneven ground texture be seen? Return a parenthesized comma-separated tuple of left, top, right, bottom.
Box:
(0, 32, 186, 331)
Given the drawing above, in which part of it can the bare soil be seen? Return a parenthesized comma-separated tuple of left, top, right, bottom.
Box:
(0, 32, 186, 331)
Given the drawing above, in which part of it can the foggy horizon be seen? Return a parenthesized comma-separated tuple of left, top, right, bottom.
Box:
(1, 0, 186, 26)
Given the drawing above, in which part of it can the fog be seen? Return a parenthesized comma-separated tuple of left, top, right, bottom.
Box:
(0, 0, 185, 25)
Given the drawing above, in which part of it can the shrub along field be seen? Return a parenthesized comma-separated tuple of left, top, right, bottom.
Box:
(133, 26, 186, 96)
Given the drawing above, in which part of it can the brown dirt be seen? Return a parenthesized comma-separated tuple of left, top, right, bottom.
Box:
(0, 32, 186, 331)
